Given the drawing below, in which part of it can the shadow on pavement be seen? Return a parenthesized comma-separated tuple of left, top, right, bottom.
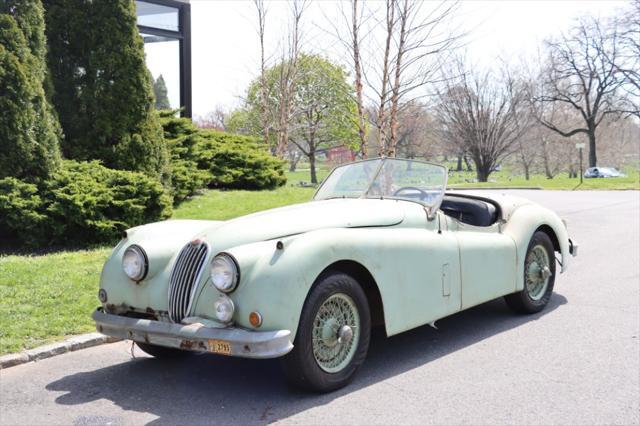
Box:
(46, 293, 567, 425)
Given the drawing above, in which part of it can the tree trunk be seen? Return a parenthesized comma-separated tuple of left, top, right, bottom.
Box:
(476, 167, 489, 182)
(456, 155, 463, 172)
(388, 0, 407, 157)
(309, 152, 317, 184)
(519, 151, 530, 180)
(541, 139, 554, 179)
(289, 153, 300, 172)
(352, 0, 367, 158)
(588, 129, 597, 167)
(256, 1, 270, 147)
(376, 0, 395, 156)
(475, 158, 490, 182)
(464, 155, 473, 172)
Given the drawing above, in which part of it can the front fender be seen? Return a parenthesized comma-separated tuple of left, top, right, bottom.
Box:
(192, 230, 348, 338)
(502, 203, 571, 291)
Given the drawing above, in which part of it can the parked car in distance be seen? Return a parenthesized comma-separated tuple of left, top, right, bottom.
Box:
(584, 167, 626, 178)
(93, 158, 578, 392)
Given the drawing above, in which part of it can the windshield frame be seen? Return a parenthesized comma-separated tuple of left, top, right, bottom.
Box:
(313, 157, 449, 218)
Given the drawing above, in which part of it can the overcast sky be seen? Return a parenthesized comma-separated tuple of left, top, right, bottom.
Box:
(145, 0, 626, 118)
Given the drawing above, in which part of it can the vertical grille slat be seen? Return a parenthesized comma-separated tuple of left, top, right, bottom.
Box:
(170, 245, 192, 320)
(168, 241, 209, 323)
(175, 247, 198, 318)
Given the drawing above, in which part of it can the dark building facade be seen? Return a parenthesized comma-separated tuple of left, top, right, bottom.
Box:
(136, 0, 192, 117)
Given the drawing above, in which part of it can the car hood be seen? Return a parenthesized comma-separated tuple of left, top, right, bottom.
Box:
(197, 198, 406, 250)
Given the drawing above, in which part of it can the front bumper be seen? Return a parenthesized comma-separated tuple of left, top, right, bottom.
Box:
(93, 308, 293, 359)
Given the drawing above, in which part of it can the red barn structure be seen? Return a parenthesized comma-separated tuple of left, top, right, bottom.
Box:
(326, 146, 356, 165)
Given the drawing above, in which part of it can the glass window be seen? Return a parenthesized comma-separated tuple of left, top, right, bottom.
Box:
(136, 1, 179, 32)
(141, 34, 180, 109)
(314, 158, 447, 210)
(368, 159, 447, 208)
(314, 159, 382, 200)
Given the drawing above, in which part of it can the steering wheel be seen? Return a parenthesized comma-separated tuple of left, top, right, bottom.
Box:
(393, 186, 428, 200)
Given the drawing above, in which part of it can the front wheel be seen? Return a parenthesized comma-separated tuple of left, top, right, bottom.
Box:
(505, 231, 556, 314)
(281, 272, 371, 392)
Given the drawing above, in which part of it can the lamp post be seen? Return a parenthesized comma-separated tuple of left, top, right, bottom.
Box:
(576, 142, 585, 183)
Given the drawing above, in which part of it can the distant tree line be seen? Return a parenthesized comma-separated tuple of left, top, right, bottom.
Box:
(211, 0, 638, 183)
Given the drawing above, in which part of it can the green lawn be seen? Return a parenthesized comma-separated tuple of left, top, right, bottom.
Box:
(447, 168, 640, 190)
(1, 164, 638, 355)
(174, 185, 315, 221)
(0, 248, 111, 354)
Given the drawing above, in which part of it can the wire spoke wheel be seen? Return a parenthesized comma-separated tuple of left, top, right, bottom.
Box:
(311, 293, 361, 373)
(525, 244, 551, 301)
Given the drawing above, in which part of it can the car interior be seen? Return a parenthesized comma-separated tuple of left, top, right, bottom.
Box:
(440, 194, 500, 227)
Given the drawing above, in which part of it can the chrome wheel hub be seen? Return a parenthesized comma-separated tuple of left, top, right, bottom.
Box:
(525, 245, 551, 301)
(312, 293, 360, 373)
(338, 325, 354, 345)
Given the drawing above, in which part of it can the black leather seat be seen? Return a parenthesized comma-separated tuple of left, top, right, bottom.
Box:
(440, 195, 498, 227)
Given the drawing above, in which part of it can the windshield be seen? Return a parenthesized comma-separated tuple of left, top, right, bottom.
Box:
(314, 158, 448, 210)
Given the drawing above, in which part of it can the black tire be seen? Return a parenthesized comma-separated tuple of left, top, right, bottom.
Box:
(135, 342, 190, 359)
(505, 231, 556, 314)
(281, 272, 371, 393)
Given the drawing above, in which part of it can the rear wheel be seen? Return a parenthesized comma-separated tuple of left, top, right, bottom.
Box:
(505, 231, 556, 314)
(135, 342, 190, 359)
(281, 272, 371, 392)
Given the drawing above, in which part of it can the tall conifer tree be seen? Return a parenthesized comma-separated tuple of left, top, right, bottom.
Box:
(0, 0, 61, 181)
(153, 74, 171, 110)
(44, 0, 168, 180)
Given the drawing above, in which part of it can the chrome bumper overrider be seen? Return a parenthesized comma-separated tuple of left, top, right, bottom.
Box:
(92, 308, 293, 359)
(569, 238, 579, 257)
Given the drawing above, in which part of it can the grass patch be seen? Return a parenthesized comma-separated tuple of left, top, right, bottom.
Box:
(173, 185, 316, 221)
(0, 248, 111, 354)
(447, 168, 640, 190)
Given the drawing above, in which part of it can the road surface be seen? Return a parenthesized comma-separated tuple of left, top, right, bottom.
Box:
(1, 190, 638, 425)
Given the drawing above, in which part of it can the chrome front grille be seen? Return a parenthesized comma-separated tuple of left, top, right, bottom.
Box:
(168, 241, 209, 323)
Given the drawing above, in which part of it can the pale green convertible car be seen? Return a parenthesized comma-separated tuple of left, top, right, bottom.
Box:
(94, 158, 577, 392)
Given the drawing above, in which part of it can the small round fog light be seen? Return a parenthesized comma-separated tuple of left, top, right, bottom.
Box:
(249, 311, 263, 328)
(98, 288, 108, 303)
(213, 295, 235, 323)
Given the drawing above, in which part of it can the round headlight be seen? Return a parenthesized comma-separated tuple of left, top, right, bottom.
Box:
(210, 254, 239, 293)
(122, 245, 148, 281)
(213, 295, 235, 323)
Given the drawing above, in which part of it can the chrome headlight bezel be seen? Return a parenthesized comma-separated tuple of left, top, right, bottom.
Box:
(213, 294, 235, 323)
(122, 244, 148, 282)
(210, 253, 240, 293)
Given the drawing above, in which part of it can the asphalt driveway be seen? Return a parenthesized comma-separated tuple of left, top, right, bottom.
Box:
(1, 190, 638, 425)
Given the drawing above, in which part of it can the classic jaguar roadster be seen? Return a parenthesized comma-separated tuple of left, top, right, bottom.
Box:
(94, 158, 577, 392)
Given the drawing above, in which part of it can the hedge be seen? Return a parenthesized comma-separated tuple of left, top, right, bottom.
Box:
(160, 113, 286, 202)
(0, 161, 172, 248)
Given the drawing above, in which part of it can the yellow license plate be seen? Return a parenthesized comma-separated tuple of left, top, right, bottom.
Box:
(208, 339, 231, 355)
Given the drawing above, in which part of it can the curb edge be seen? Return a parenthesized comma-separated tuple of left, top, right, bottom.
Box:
(0, 333, 121, 370)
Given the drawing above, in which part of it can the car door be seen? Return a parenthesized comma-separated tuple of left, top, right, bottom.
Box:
(363, 212, 462, 337)
(443, 215, 517, 309)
